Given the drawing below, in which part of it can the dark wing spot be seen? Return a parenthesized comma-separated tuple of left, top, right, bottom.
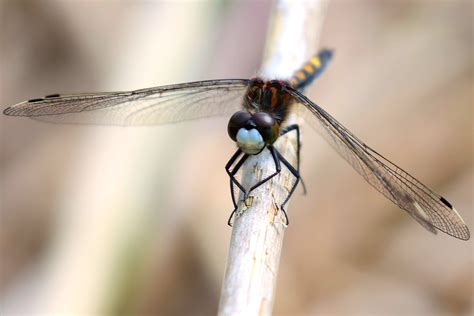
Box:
(45, 93, 60, 98)
(28, 98, 44, 103)
(440, 197, 453, 209)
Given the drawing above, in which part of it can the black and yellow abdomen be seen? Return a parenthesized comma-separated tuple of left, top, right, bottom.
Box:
(289, 49, 333, 90)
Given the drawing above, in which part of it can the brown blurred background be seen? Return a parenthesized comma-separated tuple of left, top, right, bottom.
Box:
(0, 1, 472, 315)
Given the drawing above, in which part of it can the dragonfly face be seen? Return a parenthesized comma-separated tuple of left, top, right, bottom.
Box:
(227, 110, 280, 155)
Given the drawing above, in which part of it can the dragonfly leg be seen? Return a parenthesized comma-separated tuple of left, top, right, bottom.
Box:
(225, 149, 249, 226)
(274, 149, 301, 226)
(226, 146, 281, 226)
(280, 124, 306, 194)
(247, 145, 282, 196)
(225, 148, 248, 194)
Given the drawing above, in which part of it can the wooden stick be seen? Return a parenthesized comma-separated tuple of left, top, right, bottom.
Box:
(218, 1, 328, 315)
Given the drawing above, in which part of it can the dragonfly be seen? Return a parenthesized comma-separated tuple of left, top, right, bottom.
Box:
(3, 50, 470, 240)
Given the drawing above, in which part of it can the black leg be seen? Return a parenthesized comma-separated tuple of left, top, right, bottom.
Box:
(225, 149, 249, 226)
(247, 145, 282, 197)
(225, 148, 243, 170)
(279, 124, 306, 194)
(225, 146, 282, 226)
(226, 139, 304, 226)
(225, 148, 248, 195)
(274, 148, 301, 225)
(228, 175, 238, 224)
(227, 179, 237, 226)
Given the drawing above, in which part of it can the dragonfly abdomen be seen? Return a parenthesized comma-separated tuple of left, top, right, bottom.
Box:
(289, 49, 333, 90)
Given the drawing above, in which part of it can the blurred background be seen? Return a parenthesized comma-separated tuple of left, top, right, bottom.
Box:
(0, 1, 472, 315)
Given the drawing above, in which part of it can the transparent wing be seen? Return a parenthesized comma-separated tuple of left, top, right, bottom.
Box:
(286, 88, 470, 240)
(3, 79, 250, 126)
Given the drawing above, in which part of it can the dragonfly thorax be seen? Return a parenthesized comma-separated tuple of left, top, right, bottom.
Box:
(227, 111, 280, 155)
(244, 79, 294, 124)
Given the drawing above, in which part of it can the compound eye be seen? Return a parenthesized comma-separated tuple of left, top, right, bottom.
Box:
(253, 112, 279, 144)
(228, 111, 252, 141)
(253, 112, 275, 128)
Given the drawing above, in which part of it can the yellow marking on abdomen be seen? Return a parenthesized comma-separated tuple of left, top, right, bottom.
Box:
(310, 56, 321, 68)
(295, 71, 306, 80)
(288, 51, 331, 89)
(303, 63, 315, 74)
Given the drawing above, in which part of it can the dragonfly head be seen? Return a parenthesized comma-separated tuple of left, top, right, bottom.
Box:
(227, 111, 280, 155)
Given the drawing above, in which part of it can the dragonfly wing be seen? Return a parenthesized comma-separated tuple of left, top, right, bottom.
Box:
(286, 88, 470, 240)
(3, 79, 250, 126)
